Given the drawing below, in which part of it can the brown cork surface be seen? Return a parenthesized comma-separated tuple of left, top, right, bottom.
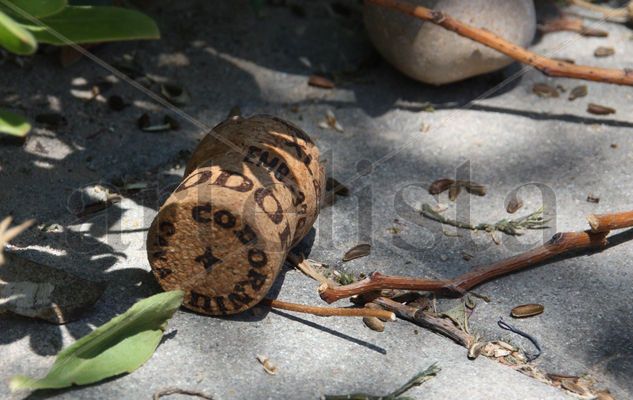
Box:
(147, 115, 324, 315)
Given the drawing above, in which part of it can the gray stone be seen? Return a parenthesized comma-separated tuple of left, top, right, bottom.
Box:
(364, 0, 537, 85)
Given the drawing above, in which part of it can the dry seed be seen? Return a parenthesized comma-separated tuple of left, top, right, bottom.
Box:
(256, 355, 278, 375)
(511, 303, 544, 318)
(532, 83, 559, 98)
(342, 243, 371, 262)
(506, 196, 524, 214)
(448, 184, 461, 201)
(362, 316, 385, 332)
(308, 74, 335, 89)
(594, 46, 615, 57)
(428, 178, 454, 195)
(460, 181, 486, 196)
(587, 103, 615, 115)
(568, 85, 587, 101)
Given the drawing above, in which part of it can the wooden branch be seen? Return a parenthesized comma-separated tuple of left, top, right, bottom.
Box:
(587, 210, 633, 232)
(319, 230, 608, 303)
(319, 273, 450, 304)
(262, 298, 395, 320)
(366, 0, 633, 86)
(374, 297, 475, 348)
(569, 0, 630, 21)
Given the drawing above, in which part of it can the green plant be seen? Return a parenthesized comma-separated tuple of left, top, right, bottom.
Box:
(0, 0, 160, 137)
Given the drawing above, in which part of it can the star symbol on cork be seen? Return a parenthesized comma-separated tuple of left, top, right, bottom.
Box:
(195, 246, 222, 271)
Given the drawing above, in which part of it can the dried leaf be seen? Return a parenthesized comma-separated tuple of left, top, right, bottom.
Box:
(342, 243, 371, 262)
(428, 178, 454, 195)
(256, 355, 277, 375)
(594, 46, 615, 58)
(587, 103, 615, 115)
(10, 290, 184, 392)
(568, 85, 588, 101)
(532, 83, 559, 98)
(561, 379, 588, 396)
(308, 74, 335, 89)
(440, 300, 470, 333)
(0, 252, 105, 324)
(511, 303, 544, 318)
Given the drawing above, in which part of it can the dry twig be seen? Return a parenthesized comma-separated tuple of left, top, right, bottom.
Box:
(587, 210, 633, 232)
(366, 0, 633, 86)
(262, 298, 395, 320)
(320, 230, 609, 303)
(153, 387, 214, 400)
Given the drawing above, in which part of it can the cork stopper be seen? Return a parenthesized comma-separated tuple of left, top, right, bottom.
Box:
(147, 115, 324, 315)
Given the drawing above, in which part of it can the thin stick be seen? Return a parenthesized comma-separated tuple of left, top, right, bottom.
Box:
(262, 298, 396, 320)
(366, 0, 633, 86)
(570, 0, 629, 21)
(374, 297, 475, 348)
(587, 210, 633, 232)
(319, 230, 608, 303)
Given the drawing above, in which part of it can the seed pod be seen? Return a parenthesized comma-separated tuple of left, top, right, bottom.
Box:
(532, 83, 559, 98)
(147, 115, 325, 315)
(506, 195, 523, 214)
(511, 303, 544, 318)
(568, 85, 587, 101)
(587, 103, 615, 115)
(594, 46, 614, 58)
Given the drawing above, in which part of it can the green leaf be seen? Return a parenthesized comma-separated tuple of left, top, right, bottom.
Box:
(22, 6, 159, 45)
(0, 1, 67, 18)
(0, 10, 36, 54)
(10, 290, 183, 392)
(0, 109, 31, 137)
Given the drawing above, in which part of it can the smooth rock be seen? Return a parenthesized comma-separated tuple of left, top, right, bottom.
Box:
(364, 0, 537, 85)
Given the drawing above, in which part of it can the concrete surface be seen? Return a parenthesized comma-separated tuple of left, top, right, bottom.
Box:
(1, 1, 632, 399)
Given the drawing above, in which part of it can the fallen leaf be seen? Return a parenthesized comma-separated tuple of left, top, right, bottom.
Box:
(10, 290, 183, 392)
(342, 243, 371, 262)
(0, 252, 105, 324)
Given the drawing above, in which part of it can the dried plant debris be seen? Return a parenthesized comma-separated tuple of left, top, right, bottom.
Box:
(326, 177, 350, 196)
(0, 217, 33, 265)
(342, 243, 371, 262)
(532, 83, 559, 98)
(0, 252, 105, 324)
(568, 85, 588, 101)
(428, 179, 486, 200)
(587, 193, 600, 204)
(594, 46, 615, 58)
(319, 110, 343, 132)
(153, 387, 215, 400)
(160, 82, 190, 106)
(323, 363, 440, 400)
(308, 74, 335, 89)
(506, 195, 524, 214)
(587, 103, 615, 115)
(256, 355, 278, 375)
(421, 204, 548, 236)
(511, 303, 544, 318)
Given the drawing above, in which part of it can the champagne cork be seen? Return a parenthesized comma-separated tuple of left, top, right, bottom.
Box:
(147, 115, 324, 315)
